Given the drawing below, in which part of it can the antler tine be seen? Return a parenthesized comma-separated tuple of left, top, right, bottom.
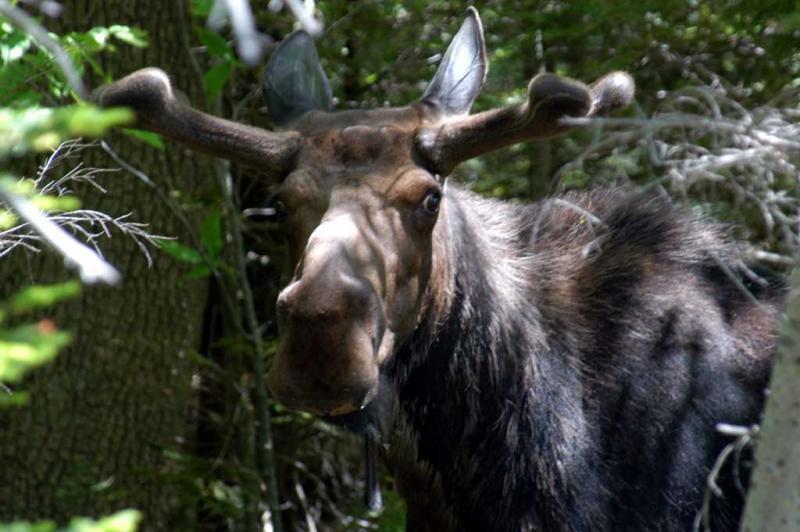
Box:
(93, 68, 301, 175)
(416, 71, 634, 176)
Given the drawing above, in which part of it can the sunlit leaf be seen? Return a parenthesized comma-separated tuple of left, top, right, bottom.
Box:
(87, 26, 112, 47)
(0, 105, 133, 157)
(0, 209, 16, 229)
(107, 25, 148, 48)
(6, 282, 81, 315)
(67, 106, 134, 137)
(30, 195, 81, 213)
(0, 519, 56, 532)
(0, 325, 71, 383)
(0, 29, 31, 63)
(0, 509, 141, 532)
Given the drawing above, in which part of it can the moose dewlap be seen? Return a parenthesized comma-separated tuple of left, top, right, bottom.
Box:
(96, 7, 782, 531)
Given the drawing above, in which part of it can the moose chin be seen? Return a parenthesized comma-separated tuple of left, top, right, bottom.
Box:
(96, 7, 783, 531)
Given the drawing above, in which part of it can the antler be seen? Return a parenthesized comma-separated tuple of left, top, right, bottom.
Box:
(416, 71, 634, 176)
(93, 68, 301, 175)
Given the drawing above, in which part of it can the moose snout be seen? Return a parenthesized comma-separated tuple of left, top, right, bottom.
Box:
(267, 339, 379, 416)
(268, 272, 384, 416)
(266, 371, 378, 416)
(276, 271, 375, 322)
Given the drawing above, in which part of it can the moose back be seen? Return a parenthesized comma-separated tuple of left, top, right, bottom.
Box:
(96, 8, 782, 531)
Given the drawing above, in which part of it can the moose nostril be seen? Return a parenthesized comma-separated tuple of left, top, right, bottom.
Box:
(276, 282, 300, 316)
(276, 293, 289, 314)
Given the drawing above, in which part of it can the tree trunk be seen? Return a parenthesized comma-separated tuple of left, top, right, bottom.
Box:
(0, 1, 213, 527)
(741, 268, 800, 531)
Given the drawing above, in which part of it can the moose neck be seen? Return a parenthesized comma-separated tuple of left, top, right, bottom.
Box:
(385, 184, 598, 530)
(397, 183, 546, 390)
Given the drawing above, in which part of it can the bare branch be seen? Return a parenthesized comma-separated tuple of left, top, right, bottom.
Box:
(217, 160, 284, 532)
(282, 0, 322, 36)
(557, 86, 800, 262)
(18, 0, 62, 18)
(208, 0, 264, 65)
(0, 178, 120, 284)
(693, 424, 757, 532)
(0, 141, 170, 272)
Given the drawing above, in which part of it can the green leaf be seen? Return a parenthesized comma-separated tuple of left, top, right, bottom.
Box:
(203, 61, 233, 102)
(6, 282, 81, 316)
(0, 391, 30, 407)
(200, 208, 223, 257)
(0, 509, 141, 532)
(7, 178, 36, 196)
(0, 105, 134, 157)
(30, 194, 81, 213)
(0, 209, 17, 229)
(123, 129, 165, 150)
(197, 28, 233, 60)
(86, 26, 112, 48)
(107, 25, 148, 48)
(67, 106, 134, 137)
(0, 23, 146, 105)
(70, 26, 147, 53)
(0, 29, 31, 63)
(157, 239, 203, 264)
(0, 324, 71, 383)
(191, 0, 214, 17)
(0, 520, 56, 532)
(185, 264, 211, 279)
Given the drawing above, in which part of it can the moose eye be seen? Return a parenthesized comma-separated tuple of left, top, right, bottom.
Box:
(269, 199, 288, 222)
(422, 190, 441, 214)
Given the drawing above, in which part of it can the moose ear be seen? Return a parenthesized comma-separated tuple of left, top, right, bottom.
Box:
(263, 31, 333, 127)
(421, 7, 487, 116)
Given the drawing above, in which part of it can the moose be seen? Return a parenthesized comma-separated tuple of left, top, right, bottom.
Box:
(96, 8, 783, 531)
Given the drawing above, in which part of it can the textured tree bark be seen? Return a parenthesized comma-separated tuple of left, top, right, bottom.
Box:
(0, 1, 212, 527)
(741, 268, 800, 532)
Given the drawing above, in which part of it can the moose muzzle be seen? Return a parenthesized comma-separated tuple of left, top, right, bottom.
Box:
(267, 215, 384, 416)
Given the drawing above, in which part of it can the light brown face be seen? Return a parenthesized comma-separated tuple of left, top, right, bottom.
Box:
(266, 121, 444, 415)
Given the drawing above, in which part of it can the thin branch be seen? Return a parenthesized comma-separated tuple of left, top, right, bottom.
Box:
(19, 0, 63, 18)
(282, 0, 322, 36)
(216, 161, 283, 532)
(99, 140, 245, 330)
(693, 424, 756, 532)
(207, 0, 267, 65)
(206, 0, 323, 67)
(556, 86, 800, 262)
(0, 178, 119, 284)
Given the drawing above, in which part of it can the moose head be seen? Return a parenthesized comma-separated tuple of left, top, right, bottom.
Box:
(95, 8, 634, 418)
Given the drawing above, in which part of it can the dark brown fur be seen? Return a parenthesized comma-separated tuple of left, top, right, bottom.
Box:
(373, 186, 781, 531)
